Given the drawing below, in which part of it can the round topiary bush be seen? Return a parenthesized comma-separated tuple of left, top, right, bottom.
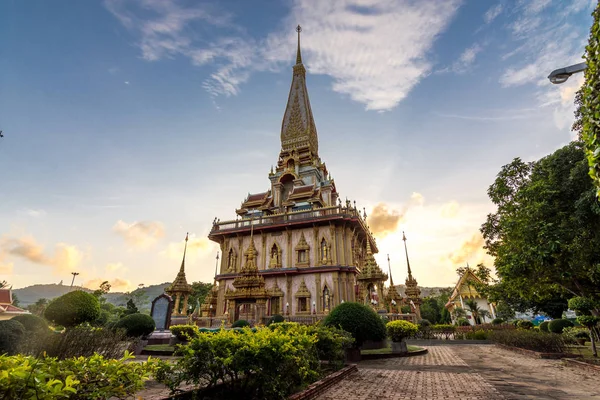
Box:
(548, 319, 574, 334)
(456, 318, 471, 326)
(517, 320, 534, 330)
(44, 290, 101, 328)
(539, 321, 550, 332)
(491, 318, 504, 325)
(232, 319, 250, 328)
(12, 314, 49, 333)
(323, 302, 386, 347)
(0, 319, 26, 355)
(267, 314, 285, 326)
(386, 320, 418, 342)
(114, 313, 155, 338)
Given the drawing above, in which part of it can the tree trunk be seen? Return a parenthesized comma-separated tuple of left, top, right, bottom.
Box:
(592, 326, 598, 358)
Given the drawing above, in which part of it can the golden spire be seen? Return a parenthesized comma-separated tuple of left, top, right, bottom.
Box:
(180, 232, 189, 274)
(402, 231, 413, 279)
(280, 25, 319, 159)
(296, 25, 303, 65)
(387, 254, 395, 287)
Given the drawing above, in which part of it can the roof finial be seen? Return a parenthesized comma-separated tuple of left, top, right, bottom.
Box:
(214, 252, 219, 282)
(296, 25, 303, 65)
(387, 254, 395, 286)
(180, 232, 189, 273)
(402, 231, 413, 279)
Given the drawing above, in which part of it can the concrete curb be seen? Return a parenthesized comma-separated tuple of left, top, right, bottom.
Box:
(562, 358, 600, 374)
(360, 348, 428, 360)
(288, 364, 358, 400)
(495, 343, 583, 359)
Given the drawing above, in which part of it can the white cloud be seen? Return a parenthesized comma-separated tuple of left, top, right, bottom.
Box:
(112, 220, 165, 249)
(441, 43, 483, 74)
(124, 81, 130, 85)
(160, 234, 215, 261)
(484, 4, 503, 24)
(499, 1, 592, 130)
(105, 0, 462, 111)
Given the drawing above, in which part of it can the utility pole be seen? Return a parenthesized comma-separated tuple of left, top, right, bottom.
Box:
(70, 272, 80, 289)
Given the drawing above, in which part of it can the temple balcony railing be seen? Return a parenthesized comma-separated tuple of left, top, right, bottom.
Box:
(210, 205, 377, 249)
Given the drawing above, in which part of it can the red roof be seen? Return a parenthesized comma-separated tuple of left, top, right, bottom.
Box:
(0, 289, 12, 305)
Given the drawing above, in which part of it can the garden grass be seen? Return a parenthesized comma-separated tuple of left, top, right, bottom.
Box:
(144, 344, 175, 352)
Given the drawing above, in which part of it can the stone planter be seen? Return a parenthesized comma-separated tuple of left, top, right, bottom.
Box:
(391, 340, 408, 354)
(134, 339, 148, 355)
(345, 348, 361, 362)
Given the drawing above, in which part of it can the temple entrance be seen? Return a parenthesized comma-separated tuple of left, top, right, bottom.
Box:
(235, 300, 257, 323)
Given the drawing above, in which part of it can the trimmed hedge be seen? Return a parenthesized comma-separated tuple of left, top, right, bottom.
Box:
(456, 318, 470, 326)
(11, 314, 49, 333)
(489, 329, 566, 353)
(539, 321, 550, 332)
(517, 320, 534, 330)
(0, 320, 25, 355)
(323, 302, 386, 347)
(267, 314, 285, 326)
(44, 290, 100, 328)
(386, 320, 418, 342)
(170, 325, 200, 341)
(114, 313, 155, 338)
(492, 318, 504, 325)
(232, 319, 250, 328)
(548, 319, 574, 334)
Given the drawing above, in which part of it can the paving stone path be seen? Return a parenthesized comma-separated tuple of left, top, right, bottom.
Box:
(316, 345, 600, 400)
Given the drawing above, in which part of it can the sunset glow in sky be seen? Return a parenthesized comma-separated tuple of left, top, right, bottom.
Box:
(0, 0, 594, 291)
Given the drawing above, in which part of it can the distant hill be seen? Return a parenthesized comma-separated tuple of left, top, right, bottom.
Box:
(14, 282, 172, 310)
(392, 285, 453, 298)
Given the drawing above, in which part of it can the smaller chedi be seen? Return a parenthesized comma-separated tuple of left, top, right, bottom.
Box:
(165, 233, 193, 326)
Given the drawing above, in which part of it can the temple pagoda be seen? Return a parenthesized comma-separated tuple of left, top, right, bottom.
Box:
(402, 232, 422, 319)
(165, 233, 193, 325)
(207, 26, 382, 323)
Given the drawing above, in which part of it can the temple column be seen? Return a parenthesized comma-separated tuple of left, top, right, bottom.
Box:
(238, 236, 244, 272)
(182, 295, 189, 315)
(174, 294, 181, 315)
(313, 226, 319, 265)
(340, 225, 347, 266)
(286, 276, 293, 315)
(330, 224, 338, 265)
(221, 238, 228, 273)
(287, 230, 292, 268)
(332, 272, 339, 306)
(315, 273, 322, 312)
(261, 232, 267, 270)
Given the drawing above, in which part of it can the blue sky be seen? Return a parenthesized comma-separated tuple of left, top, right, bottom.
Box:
(0, 0, 594, 291)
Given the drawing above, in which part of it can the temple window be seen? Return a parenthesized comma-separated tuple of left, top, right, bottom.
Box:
(322, 285, 331, 312)
(227, 248, 237, 272)
(295, 279, 311, 315)
(320, 238, 330, 264)
(298, 297, 308, 313)
(269, 243, 282, 268)
(298, 250, 307, 263)
(295, 232, 310, 267)
(271, 297, 281, 315)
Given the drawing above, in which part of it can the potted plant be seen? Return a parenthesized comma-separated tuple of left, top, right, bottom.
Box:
(386, 320, 418, 354)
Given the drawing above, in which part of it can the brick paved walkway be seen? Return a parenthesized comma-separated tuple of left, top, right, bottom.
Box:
(316, 345, 600, 400)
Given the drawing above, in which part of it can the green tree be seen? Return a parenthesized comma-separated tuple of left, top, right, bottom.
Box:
(573, 2, 600, 197)
(465, 299, 483, 325)
(124, 299, 139, 316)
(27, 298, 48, 317)
(420, 297, 441, 324)
(11, 294, 20, 307)
(44, 290, 101, 328)
(495, 301, 515, 321)
(481, 142, 600, 316)
(188, 282, 213, 313)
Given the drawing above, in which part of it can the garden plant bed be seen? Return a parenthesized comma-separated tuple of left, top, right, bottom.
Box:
(360, 345, 427, 360)
(164, 364, 358, 400)
(495, 343, 583, 359)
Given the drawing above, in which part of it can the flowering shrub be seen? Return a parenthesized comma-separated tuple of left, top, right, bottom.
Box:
(386, 320, 418, 342)
(156, 326, 321, 399)
(0, 351, 155, 399)
(170, 324, 200, 341)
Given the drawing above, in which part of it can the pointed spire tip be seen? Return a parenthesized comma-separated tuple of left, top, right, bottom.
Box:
(295, 24, 303, 65)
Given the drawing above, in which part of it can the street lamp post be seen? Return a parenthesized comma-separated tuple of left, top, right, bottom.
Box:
(286, 302, 289, 321)
(70, 272, 80, 289)
(209, 304, 213, 328)
(548, 62, 587, 84)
